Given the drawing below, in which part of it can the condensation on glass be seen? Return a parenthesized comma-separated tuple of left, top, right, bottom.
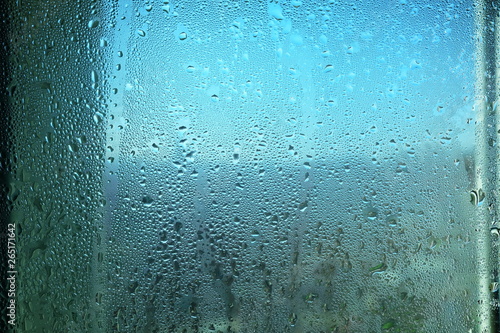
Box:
(4, 0, 499, 332)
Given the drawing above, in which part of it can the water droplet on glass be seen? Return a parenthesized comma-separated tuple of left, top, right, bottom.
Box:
(364, 206, 378, 220)
(88, 20, 99, 29)
(142, 195, 154, 207)
(91, 70, 98, 83)
(298, 200, 308, 212)
(324, 64, 334, 73)
(386, 216, 398, 226)
(470, 189, 485, 206)
(268, 3, 285, 20)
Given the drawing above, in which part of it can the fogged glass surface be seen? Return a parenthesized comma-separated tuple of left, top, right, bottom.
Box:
(6, 0, 486, 332)
(104, 1, 479, 332)
(6, 0, 107, 332)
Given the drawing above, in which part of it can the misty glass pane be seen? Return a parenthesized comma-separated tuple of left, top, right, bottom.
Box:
(4, 0, 498, 332)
